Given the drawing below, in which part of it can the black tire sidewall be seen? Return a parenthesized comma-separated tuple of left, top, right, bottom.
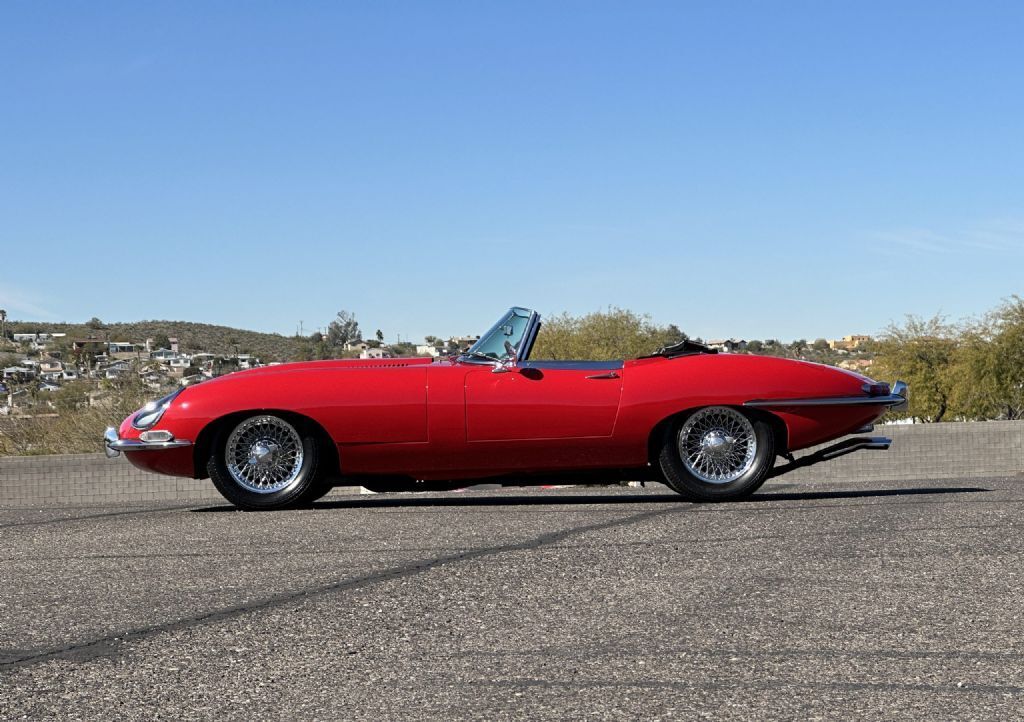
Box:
(208, 417, 319, 510)
(659, 409, 775, 502)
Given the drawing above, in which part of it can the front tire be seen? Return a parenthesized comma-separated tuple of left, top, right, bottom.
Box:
(658, 406, 775, 502)
(208, 414, 321, 510)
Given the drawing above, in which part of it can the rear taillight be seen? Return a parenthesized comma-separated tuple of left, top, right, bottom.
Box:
(862, 382, 890, 397)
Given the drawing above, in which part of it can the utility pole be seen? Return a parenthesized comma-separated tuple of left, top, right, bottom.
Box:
(0, 309, 6, 346)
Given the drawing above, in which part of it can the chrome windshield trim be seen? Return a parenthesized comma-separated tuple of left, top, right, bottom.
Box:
(104, 426, 192, 458)
(518, 310, 541, 362)
(458, 307, 540, 366)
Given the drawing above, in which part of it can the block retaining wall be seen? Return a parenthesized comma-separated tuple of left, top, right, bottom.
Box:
(1, 421, 1021, 506)
(781, 420, 1023, 484)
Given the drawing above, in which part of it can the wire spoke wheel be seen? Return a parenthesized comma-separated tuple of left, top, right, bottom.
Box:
(677, 407, 757, 485)
(225, 415, 305, 494)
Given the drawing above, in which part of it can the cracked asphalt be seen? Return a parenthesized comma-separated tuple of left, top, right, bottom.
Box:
(1, 477, 1022, 720)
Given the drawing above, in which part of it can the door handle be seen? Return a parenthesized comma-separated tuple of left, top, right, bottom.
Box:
(585, 372, 619, 379)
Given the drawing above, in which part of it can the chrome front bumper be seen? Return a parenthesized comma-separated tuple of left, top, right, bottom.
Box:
(104, 427, 193, 458)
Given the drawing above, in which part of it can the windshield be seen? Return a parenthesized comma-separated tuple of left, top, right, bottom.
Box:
(463, 307, 537, 362)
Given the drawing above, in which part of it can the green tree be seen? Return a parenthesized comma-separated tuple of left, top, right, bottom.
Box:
(873, 315, 960, 422)
(294, 333, 333, 361)
(531, 308, 683, 361)
(952, 297, 1024, 420)
(390, 341, 417, 356)
(375, 329, 384, 343)
(327, 310, 361, 347)
(52, 380, 91, 412)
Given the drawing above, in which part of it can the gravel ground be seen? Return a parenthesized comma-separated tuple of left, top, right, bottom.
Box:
(1, 477, 1022, 720)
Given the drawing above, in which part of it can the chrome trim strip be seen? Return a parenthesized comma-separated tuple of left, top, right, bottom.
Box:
(746, 379, 909, 410)
(744, 394, 907, 408)
(104, 426, 191, 458)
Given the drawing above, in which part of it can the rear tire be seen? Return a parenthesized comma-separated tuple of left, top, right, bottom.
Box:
(208, 414, 322, 510)
(658, 406, 775, 502)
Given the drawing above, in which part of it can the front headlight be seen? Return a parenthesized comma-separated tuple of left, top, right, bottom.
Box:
(131, 388, 185, 430)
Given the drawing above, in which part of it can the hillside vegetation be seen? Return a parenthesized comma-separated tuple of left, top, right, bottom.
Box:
(8, 320, 302, 361)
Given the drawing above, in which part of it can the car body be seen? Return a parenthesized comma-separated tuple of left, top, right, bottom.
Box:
(105, 307, 907, 509)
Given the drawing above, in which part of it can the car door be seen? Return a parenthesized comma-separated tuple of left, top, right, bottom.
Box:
(464, 363, 623, 441)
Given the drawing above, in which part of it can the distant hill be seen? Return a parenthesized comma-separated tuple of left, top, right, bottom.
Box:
(6, 319, 303, 361)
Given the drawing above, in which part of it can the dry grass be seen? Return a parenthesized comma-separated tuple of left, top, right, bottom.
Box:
(0, 392, 149, 456)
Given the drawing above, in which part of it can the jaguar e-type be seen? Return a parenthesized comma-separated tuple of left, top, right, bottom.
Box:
(105, 307, 907, 509)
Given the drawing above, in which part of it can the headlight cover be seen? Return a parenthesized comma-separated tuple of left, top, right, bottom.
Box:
(131, 388, 185, 430)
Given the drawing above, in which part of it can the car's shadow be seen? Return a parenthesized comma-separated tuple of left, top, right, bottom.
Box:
(190, 485, 990, 512)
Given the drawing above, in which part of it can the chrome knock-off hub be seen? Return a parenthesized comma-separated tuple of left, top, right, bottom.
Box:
(700, 430, 736, 458)
(248, 440, 280, 468)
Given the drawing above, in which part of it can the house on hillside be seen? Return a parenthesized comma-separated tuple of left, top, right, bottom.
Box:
(39, 360, 64, 381)
(72, 338, 106, 355)
(108, 341, 140, 357)
(360, 348, 391, 359)
(448, 335, 481, 351)
(169, 357, 193, 374)
(100, 360, 132, 379)
(829, 334, 873, 351)
(707, 339, 747, 353)
(3, 366, 36, 381)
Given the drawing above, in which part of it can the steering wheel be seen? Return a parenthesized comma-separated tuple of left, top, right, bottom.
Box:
(503, 340, 519, 361)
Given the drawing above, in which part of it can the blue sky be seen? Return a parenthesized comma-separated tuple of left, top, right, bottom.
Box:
(2, 1, 1023, 343)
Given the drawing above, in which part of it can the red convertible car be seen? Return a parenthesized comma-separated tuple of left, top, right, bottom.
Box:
(105, 307, 907, 510)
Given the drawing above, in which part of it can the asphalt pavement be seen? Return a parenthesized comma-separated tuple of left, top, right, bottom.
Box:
(1, 477, 1022, 720)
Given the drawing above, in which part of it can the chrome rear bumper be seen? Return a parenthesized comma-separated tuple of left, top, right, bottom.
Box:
(769, 436, 892, 479)
(104, 427, 192, 458)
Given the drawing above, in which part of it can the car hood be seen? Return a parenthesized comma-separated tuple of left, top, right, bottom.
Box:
(199, 356, 436, 384)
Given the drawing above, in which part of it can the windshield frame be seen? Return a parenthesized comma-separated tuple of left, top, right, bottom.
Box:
(458, 307, 541, 366)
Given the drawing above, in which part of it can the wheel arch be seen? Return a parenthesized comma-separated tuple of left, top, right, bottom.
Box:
(192, 409, 340, 480)
(646, 405, 789, 465)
